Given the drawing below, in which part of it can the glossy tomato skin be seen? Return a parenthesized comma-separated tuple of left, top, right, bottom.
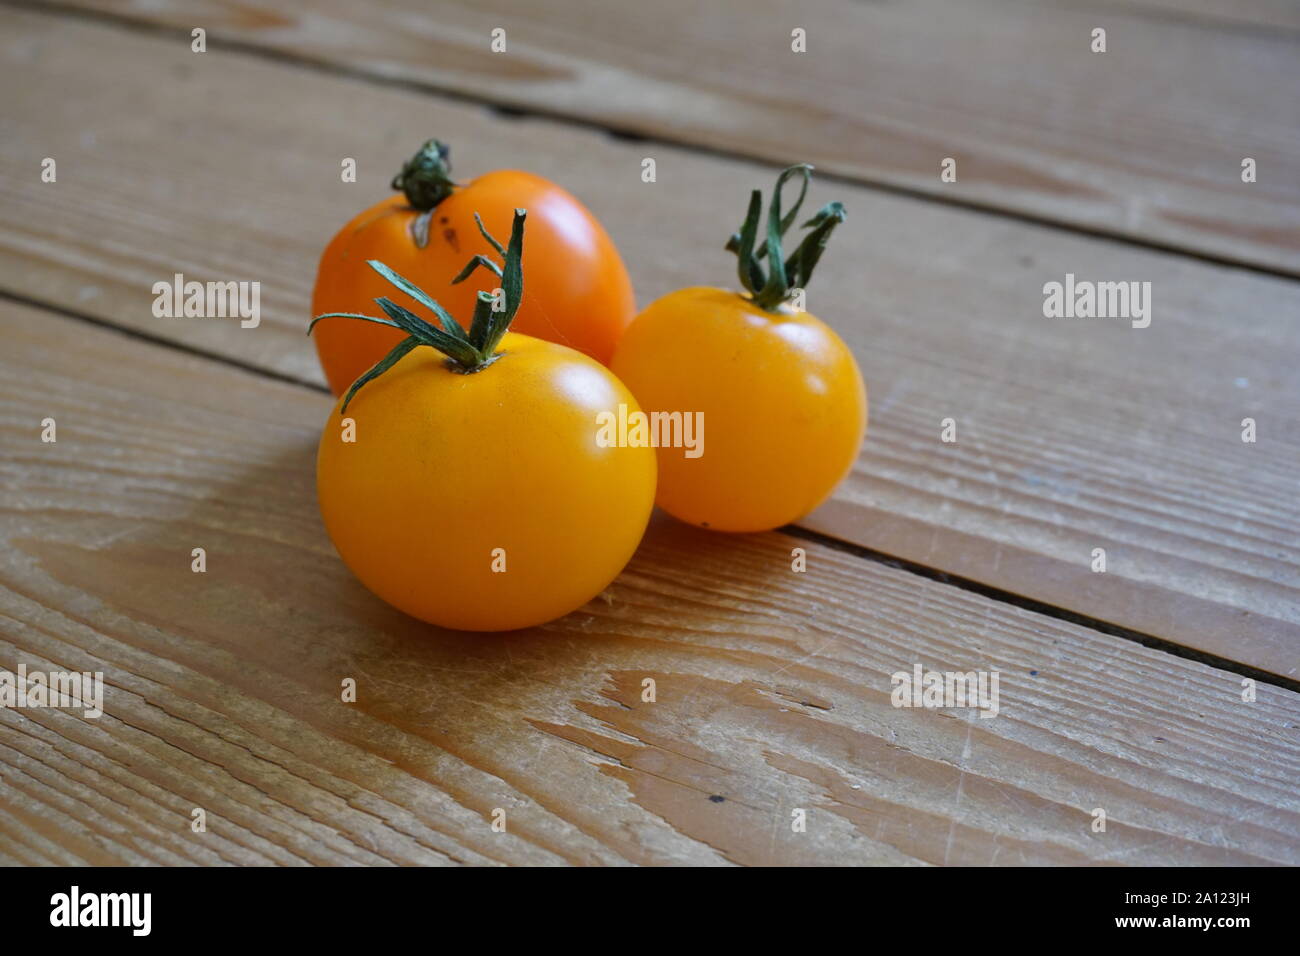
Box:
(312, 170, 635, 396)
(317, 333, 655, 632)
(611, 288, 866, 533)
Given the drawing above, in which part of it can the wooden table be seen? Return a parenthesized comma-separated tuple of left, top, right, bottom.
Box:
(2, 0, 1297, 865)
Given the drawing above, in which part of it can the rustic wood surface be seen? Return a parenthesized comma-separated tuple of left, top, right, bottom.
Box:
(0, 2, 1297, 866)
(2, 302, 1297, 866)
(39, 0, 1300, 273)
(2, 7, 1297, 676)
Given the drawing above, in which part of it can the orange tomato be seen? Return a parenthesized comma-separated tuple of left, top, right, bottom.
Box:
(313, 210, 655, 631)
(312, 140, 635, 396)
(610, 166, 866, 533)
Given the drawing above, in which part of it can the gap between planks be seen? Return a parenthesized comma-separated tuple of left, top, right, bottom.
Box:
(784, 526, 1300, 695)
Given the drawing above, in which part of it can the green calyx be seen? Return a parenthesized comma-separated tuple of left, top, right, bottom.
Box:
(310, 208, 527, 413)
(392, 139, 460, 248)
(724, 164, 847, 312)
(392, 139, 457, 210)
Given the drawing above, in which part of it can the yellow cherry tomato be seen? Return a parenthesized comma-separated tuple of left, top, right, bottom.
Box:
(318, 331, 655, 631)
(312, 208, 655, 631)
(612, 288, 865, 532)
(611, 164, 866, 533)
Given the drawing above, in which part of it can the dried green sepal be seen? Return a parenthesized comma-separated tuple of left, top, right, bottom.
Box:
(725, 164, 846, 311)
(310, 208, 528, 411)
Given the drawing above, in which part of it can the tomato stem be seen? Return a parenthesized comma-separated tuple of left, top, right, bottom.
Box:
(392, 139, 457, 210)
(392, 139, 460, 247)
(725, 164, 847, 312)
(309, 209, 528, 411)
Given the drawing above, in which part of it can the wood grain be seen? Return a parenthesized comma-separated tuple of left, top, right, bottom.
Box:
(1057, 0, 1300, 33)
(39, 0, 1300, 272)
(2, 299, 1298, 865)
(2, 8, 1297, 675)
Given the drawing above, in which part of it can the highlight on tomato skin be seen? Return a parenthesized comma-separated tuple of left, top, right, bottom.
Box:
(310, 209, 656, 632)
(610, 164, 867, 534)
(311, 139, 636, 397)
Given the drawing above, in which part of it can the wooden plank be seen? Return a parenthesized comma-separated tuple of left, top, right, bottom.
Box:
(3, 9, 1298, 675)
(3, 300, 1299, 866)
(1062, 0, 1300, 33)
(42, 0, 1300, 272)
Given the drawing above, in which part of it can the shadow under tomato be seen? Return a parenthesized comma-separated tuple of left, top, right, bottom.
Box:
(34, 430, 788, 798)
